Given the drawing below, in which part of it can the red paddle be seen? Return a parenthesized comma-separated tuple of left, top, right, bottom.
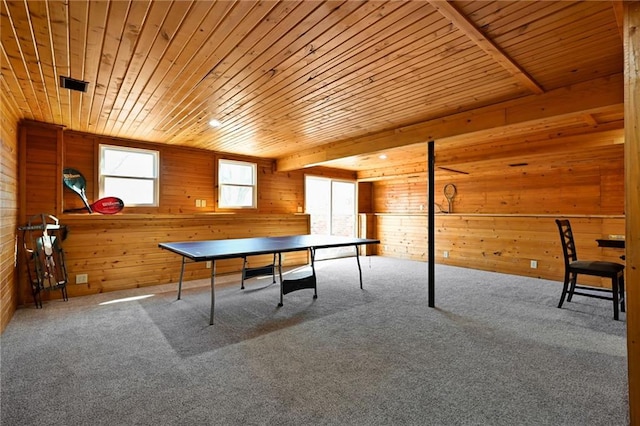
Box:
(64, 196, 124, 214)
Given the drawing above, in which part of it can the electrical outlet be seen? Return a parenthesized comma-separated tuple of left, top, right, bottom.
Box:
(195, 199, 202, 207)
(206, 261, 212, 269)
(76, 273, 88, 284)
(530, 260, 538, 269)
(443, 251, 449, 259)
(201, 199, 206, 207)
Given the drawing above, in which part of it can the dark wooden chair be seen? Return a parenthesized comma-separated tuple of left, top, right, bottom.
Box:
(555, 219, 625, 320)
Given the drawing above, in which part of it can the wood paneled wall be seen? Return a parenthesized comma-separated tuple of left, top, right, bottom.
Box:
(372, 140, 625, 287)
(13, 121, 627, 311)
(60, 130, 299, 215)
(1, 89, 21, 333)
(374, 144, 624, 216)
(376, 214, 624, 286)
(358, 182, 373, 213)
(54, 214, 310, 300)
(17, 121, 355, 306)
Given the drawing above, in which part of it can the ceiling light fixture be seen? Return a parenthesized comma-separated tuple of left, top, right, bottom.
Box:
(379, 154, 387, 160)
(209, 119, 221, 128)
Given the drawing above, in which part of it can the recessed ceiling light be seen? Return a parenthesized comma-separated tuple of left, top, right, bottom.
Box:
(379, 154, 387, 160)
(209, 119, 221, 128)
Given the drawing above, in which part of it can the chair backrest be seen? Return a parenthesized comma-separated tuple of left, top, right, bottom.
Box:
(555, 219, 578, 267)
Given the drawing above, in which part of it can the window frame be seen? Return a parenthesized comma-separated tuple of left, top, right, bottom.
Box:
(98, 144, 160, 207)
(217, 158, 258, 209)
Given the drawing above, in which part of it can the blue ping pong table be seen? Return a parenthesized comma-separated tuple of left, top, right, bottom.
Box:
(159, 235, 380, 325)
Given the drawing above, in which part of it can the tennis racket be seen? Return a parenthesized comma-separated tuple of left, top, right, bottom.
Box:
(63, 168, 92, 213)
(444, 183, 457, 213)
(64, 196, 124, 214)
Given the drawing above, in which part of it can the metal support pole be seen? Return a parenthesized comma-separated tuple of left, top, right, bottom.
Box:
(428, 140, 435, 308)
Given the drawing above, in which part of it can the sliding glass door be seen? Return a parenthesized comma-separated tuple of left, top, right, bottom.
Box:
(305, 176, 356, 259)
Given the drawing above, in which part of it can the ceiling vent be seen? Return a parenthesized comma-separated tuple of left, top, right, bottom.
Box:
(60, 76, 88, 92)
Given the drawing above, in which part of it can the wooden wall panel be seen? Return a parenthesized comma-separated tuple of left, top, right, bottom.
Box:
(17, 121, 360, 305)
(373, 144, 624, 216)
(63, 132, 96, 211)
(60, 131, 356, 215)
(161, 146, 215, 213)
(0, 90, 21, 333)
(255, 163, 302, 214)
(375, 214, 625, 287)
(29, 214, 310, 302)
(372, 130, 625, 287)
(22, 124, 61, 220)
(358, 182, 373, 213)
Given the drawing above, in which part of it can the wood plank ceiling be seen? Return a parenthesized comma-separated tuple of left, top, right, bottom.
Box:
(1, 1, 624, 176)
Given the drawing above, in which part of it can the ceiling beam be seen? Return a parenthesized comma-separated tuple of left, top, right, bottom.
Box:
(277, 74, 623, 171)
(611, 0, 625, 41)
(355, 124, 624, 181)
(427, 0, 544, 95)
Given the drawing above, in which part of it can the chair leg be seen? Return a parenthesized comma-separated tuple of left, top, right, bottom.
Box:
(558, 271, 571, 308)
(612, 277, 619, 321)
(567, 272, 578, 302)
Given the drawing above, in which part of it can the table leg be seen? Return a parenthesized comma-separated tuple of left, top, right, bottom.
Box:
(177, 257, 186, 300)
(310, 248, 318, 299)
(277, 252, 284, 307)
(355, 245, 363, 289)
(209, 260, 216, 325)
(240, 257, 247, 289)
(272, 253, 277, 283)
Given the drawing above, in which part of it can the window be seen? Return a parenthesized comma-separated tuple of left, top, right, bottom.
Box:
(218, 159, 257, 208)
(99, 144, 159, 206)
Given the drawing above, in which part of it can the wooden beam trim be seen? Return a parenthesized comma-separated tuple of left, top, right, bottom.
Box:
(428, 0, 544, 95)
(277, 74, 623, 171)
(355, 125, 624, 181)
(612, 0, 625, 41)
(624, 1, 640, 423)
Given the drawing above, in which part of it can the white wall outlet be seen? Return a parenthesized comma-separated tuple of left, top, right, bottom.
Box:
(206, 261, 212, 269)
(201, 199, 206, 207)
(76, 273, 88, 284)
(195, 199, 202, 207)
(443, 251, 449, 259)
(530, 260, 538, 269)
